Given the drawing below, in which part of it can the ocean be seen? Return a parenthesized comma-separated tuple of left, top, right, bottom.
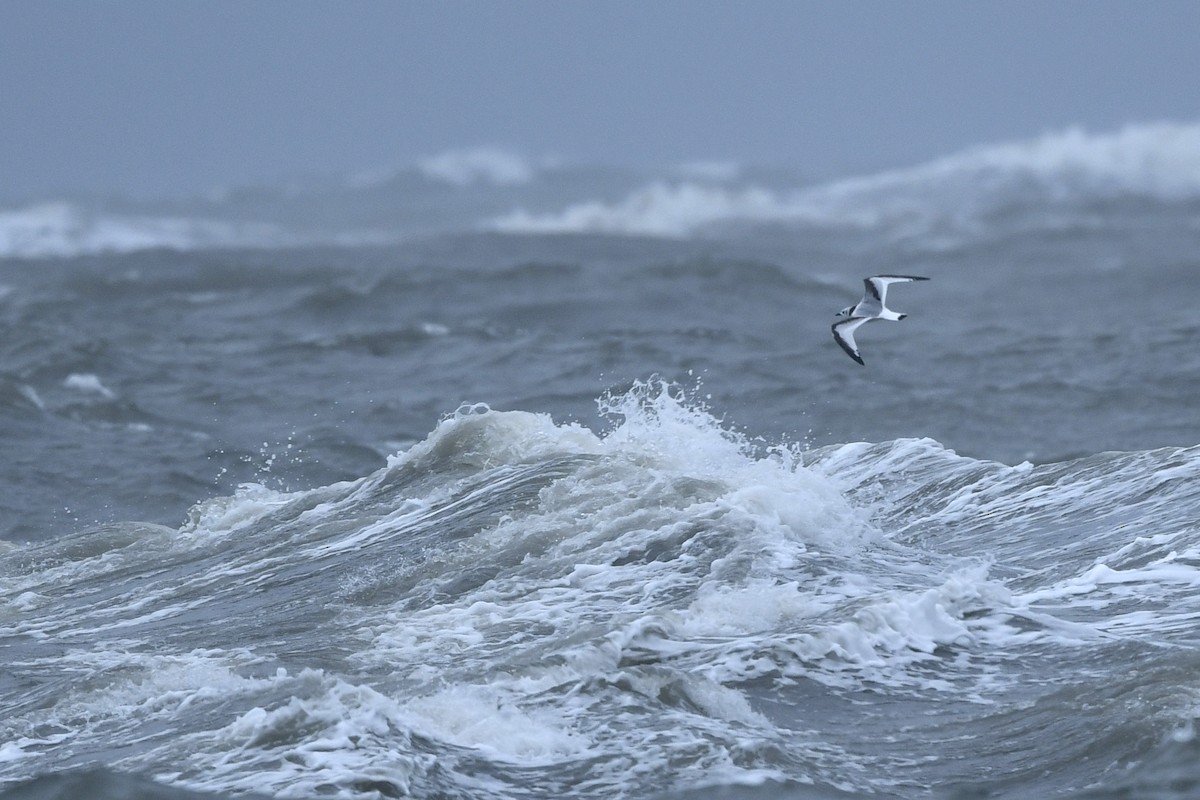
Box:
(2, 123, 1199, 799)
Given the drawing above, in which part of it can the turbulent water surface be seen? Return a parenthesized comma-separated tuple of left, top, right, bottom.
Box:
(2, 124, 1200, 799)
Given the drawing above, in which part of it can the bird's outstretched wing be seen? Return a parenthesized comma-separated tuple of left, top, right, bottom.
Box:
(864, 275, 929, 303)
(832, 316, 871, 365)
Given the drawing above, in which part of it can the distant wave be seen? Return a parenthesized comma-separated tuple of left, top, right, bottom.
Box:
(491, 182, 796, 237)
(490, 121, 1200, 237)
(0, 201, 408, 260)
(804, 120, 1200, 221)
(0, 202, 294, 259)
(417, 146, 540, 187)
(342, 146, 549, 191)
(9, 123, 1200, 257)
(877, 121, 1200, 199)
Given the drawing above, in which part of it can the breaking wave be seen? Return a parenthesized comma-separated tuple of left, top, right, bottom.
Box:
(0, 202, 294, 259)
(490, 121, 1200, 237)
(3, 381, 1200, 798)
(6, 122, 1200, 258)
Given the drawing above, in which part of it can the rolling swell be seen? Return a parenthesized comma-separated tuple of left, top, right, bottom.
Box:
(2, 383, 1198, 798)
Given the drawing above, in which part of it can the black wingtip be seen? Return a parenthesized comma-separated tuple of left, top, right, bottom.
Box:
(832, 322, 866, 365)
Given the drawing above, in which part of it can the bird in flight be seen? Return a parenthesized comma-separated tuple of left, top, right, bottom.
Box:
(832, 275, 929, 365)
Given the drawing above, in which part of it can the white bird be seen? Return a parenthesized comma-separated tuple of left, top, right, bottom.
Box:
(832, 275, 929, 365)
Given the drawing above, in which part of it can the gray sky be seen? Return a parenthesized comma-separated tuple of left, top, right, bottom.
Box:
(2, 1, 1199, 202)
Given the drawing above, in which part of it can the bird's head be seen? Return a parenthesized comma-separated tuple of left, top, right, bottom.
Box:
(835, 305, 853, 318)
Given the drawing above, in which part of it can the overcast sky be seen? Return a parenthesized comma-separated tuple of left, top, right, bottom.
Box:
(2, 1, 1198, 202)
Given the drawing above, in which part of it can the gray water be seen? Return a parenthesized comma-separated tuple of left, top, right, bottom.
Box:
(2, 128, 1200, 799)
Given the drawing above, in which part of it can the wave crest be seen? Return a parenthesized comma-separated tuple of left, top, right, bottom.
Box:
(417, 146, 538, 187)
(0, 202, 291, 259)
(491, 121, 1200, 237)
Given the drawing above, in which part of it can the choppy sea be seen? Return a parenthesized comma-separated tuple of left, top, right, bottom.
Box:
(2, 123, 1200, 800)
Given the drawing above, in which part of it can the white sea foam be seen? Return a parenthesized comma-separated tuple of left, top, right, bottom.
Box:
(58, 651, 273, 722)
(491, 181, 797, 237)
(360, 382, 1008, 706)
(678, 578, 836, 637)
(9, 591, 47, 612)
(63, 373, 116, 399)
(0, 202, 292, 259)
(0, 743, 26, 764)
(195, 670, 433, 799)
(9, 124, 1196, 259)
(417, 146, 538, 186)
(178, 482, 299, 539)
(387, 401, 603, 471)
(6, 384, 1200, 799)
(405, 684, 588, 763)
(878, 121, 1200, 200)
(491, 121, 1200, 237)
(811, 437, 1200, 655)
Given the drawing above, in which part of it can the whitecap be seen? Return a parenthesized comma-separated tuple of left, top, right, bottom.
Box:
(489, 121, 1200, 238)
(63, 373, 116, 400)
(491, 181, 792, 237)
(0, 202, 293, 259)
(418, 146, 537, 187)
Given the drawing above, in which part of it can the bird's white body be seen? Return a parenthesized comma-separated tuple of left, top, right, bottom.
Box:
(832, 275, 929, 365)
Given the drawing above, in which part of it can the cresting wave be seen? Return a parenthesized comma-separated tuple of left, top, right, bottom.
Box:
(491, 121, 1200, 236)
(0, 202, 297, 260)
(3, 382, 1199, 798)
(4, 122, 1200, 258)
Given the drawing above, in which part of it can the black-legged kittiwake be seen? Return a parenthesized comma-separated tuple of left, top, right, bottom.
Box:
(832, 275, 929, 365)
